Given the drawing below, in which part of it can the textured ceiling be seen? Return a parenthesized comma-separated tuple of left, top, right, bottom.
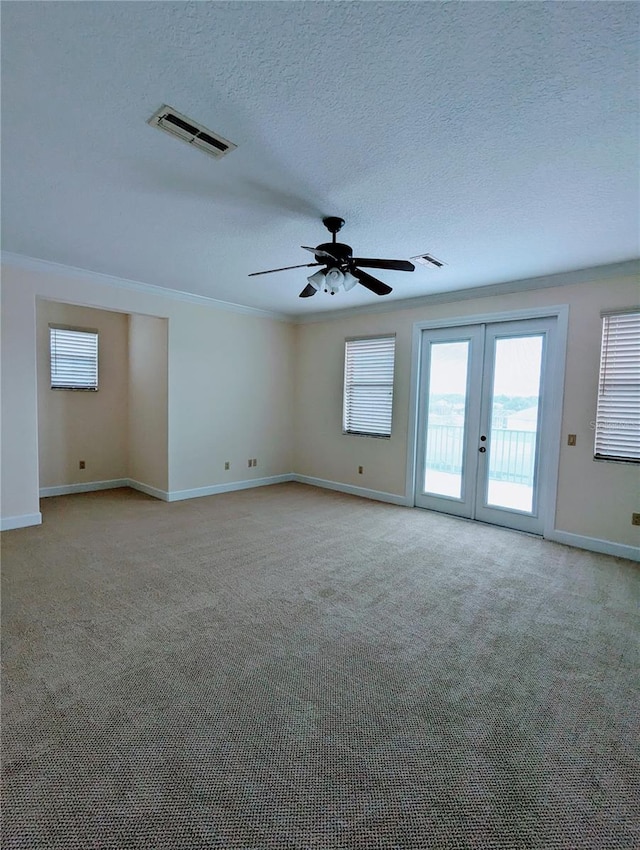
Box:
(2, 1, 638, 316)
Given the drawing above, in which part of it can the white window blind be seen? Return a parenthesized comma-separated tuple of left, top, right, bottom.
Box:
(50, 326, 98, 391)
(343, 336, 395, 437)
(594, 311, 640, 462)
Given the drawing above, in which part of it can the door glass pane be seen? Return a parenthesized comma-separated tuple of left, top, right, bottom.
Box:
(424, 341, 469, 498)
(486, 335, 543, 512)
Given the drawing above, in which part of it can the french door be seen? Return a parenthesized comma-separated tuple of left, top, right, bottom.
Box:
(414, 317, 557, 534)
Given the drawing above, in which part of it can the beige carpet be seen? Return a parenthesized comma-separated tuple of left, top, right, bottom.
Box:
(2, 483, 638, 849)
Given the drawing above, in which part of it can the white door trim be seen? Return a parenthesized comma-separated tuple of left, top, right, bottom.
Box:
(405, 305, 569, 539)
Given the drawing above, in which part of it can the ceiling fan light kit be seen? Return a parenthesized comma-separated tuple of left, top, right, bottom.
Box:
(307, 267, 359, 295)
(342, 270, 358, 292)
(249, 217, 417, 299)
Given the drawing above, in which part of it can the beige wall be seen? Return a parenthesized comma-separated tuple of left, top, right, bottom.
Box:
(293, 273, 640, 548)
(1, 260, 637, 552)
(169, 303, 294, 492)
(36, 301, 129, 488)
(128, 314, 168, 492)
(0, 264, 295, 521)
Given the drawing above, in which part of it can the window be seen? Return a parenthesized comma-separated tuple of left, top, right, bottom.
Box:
(343, 335, 395, 437)
(594, 310, 640, 462)
(49, 326, 98, 391)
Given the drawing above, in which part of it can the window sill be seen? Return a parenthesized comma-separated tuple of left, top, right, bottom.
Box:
(51, 387, 99, 392)
(593, 455, 639, 466)
(343, 431, 391, 439)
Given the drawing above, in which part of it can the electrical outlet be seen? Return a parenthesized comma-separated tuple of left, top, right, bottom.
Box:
(358, 465, 363, 474)
(567, 434, 577, 446)
(252, 458, 257, 467)
(248, 459, 252, 468)
(632, 513, 640, 526)
(224, 461, 230, 470)
(79, 460, 86, 470)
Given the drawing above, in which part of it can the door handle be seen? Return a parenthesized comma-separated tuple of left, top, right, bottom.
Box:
(479, 446, 486, 453)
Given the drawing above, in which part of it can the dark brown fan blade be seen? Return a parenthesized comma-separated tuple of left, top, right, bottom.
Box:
(248, 262, 321, 277)
(352, 268, 392, 296)
(299, 283, 317, 298)
(351, 258, 415, 272)
(301, 245, 338, 260)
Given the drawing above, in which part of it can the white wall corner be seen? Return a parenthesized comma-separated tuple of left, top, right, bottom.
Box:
(127, 479, 171, 502)
(1, 512, 43, 531)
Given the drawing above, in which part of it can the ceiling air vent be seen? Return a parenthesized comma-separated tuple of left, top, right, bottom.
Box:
(411, 253, 446, 269)
(148, 105, 237, 160)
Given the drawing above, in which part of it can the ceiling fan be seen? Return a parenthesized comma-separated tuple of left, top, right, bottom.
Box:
(248, 217, 415, 297)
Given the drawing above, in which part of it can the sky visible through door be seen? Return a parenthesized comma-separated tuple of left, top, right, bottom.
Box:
(424, 334, 543, 512)
(486, 335, 543, 512)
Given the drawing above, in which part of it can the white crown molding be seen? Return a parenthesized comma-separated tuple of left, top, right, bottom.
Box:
(293, 259, 640, 324)
(0, 252, 290, 322)
(4, 252, 637, 326)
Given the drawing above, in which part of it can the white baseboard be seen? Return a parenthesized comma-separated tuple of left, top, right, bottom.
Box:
(40, 479, 129, 498)
(29, 476, 640, 562)
(36, 474, 294, 506)
(1, 512, 43, 531)
(292, 478, 640, 560)
(167, 474, 295, 502)
(546, 529, 640, 562)
(292, 474, 410, 507)
(127, 479, 171, 501)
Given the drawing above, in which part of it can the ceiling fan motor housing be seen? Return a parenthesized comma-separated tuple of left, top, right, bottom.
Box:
(315, 242, 352, 267)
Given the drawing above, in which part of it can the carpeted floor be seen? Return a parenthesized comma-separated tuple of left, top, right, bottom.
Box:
(1, 483, 639, 849)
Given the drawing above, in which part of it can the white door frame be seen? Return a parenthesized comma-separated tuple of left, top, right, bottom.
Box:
(405, 305, 569, 538)
(413, 318, 556, 532)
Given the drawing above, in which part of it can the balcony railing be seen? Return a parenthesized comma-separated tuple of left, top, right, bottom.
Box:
(425, 425, 537, 486)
